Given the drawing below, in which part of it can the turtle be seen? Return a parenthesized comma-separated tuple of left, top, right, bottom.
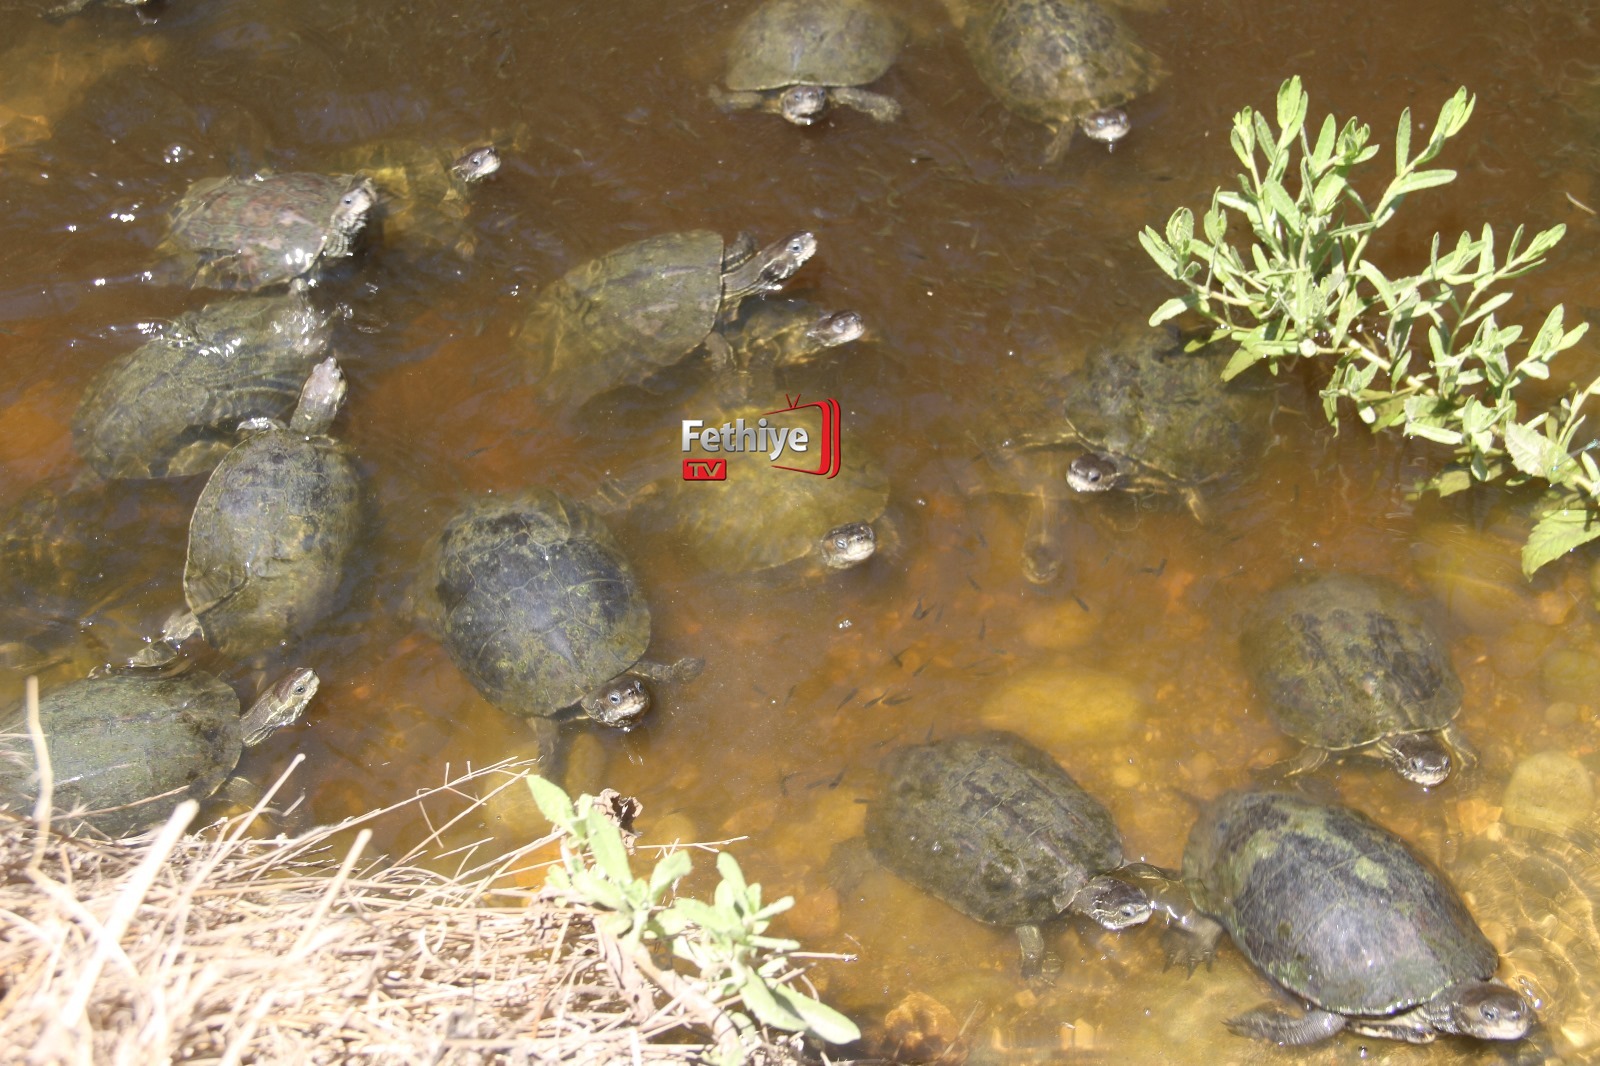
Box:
(864, 729, 1155, 977)
(1159, 789, 1533, 1047)
(73, 284, 331, 480)
(713, 298, 865, 404)
(164, 171, 377, 291)
(1239, 571, 1473, 786)
(0, 660, 317, 838)
(332, 141, 501, 257)
(713, 0, 907, 125)
(424, 488, 701, 729)
(166, 357, 362, 659)
(947, 0, 1165, 159)
(515, 229, 817, 408)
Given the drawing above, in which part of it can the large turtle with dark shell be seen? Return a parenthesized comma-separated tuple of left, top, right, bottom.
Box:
(73, 285, 330, 480)
(1160, 790, 1533, 1047)
(425, 489, 701, 729)
(516, 229, 816, 407)
(1240, 571, 1473, 786)
(166, 357, 361, 659)
(865, 730, 1154, 976)
(947, 0, 1165, 159)
(0, 660, 317, 838)
(714, 0, 906, 125)
(164, 171, 376, 291)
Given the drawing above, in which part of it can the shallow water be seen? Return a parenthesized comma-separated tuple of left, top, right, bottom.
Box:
(3, 0, 1600, 1060)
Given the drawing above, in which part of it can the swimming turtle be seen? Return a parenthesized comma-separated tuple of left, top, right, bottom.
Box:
(0, 659, 317, 838)
(425, 489, 701, 729)
(714, 0, 906, 125)
(164, 171, 376, 291)
(167, 357, 361, 659)
(947, 0, 1165, 159)
(1162, 790, 1533, 1047)
(713, 298, 864, 404)
(73, 285, 331, 480)
(1240, 571, 1473, 786)
(865, 730, 1154, 977)
(333, 141, 500, 257)
(516, 229, 816, 407)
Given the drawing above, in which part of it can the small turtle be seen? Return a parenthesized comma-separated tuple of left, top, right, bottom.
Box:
(164, 171, 376, 291)
(0, 660, 317, 838)
(516, 229, 816, 407)
(167, 357, 361, 659)
(333, 141, 500, 256)
(865, 730, 1154, 977)
(1240, 571, 1473, 786)
(947, 0, 1164, 159)
(73, 285, 331, 480)
(714, 299, 865, 403)
(1161, 790, 1533, 1047)
(714, 0, 906, 125)
(424, 489, 701, 729)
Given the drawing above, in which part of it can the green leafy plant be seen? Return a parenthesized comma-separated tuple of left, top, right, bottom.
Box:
(525, 775, 859, 1063)
(1139, 75, 1600, 575)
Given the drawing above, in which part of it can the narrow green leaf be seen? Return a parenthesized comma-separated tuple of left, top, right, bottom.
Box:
(1310, 113, 1337, 170)
(524, 775, 576, 829)
(1221, 345, 1264, 380)
(1355, 260, 1398, 310)
(1203, 201, 1228, 244)
(1405, 420, 1465, 446)
(1522, 501, 1600, 576)
(1138, 227, 1179, 277)
(570, 869, 629, 912)
(1274, 76, 1307, 149)
(1392, 168, 1457, 198)
(1165, 208, 1194, 253)
(1394, 107, 1412, 171)
(583, 810, 636, 884)
(770, 984, 863, 1044)
(1261, 180, 1300, 229)
(717, 851, 749, 894)
(1149, 296, 1191, 326)
(740, 971, 807, 1032)
(648, 849, 693, 898)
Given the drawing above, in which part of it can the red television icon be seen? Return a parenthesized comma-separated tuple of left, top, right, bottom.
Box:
(766, 396, 842, 478)
(682, 457, 728, 481)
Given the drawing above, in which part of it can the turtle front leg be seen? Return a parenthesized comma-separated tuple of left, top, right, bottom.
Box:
(1042, 122, 1077, 164)
(1014, 923, 1061, 981)
(708, 86, 771, 114)
(830, 86, 903, 123)
(1226, 1004, 1348, 1046)
(1344, 1008, 1440, 1045)
(1262, 743, 1328, 781)
(1021, 484, 1067, 585)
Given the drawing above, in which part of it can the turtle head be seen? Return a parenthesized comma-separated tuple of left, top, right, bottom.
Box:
(1066, 453, 1120, 494)
(1070, 873, 1153, 931)
(819, 521, 877, 570)
(1435, 981, 1531, 1041)
(452, 145, 502, 184)
(241, 667, 319, 747)
(583, 675, 650, 728)
(1021, 538, 1063, 584)
(778, 84, 830, 125)
(1079, 107, 1131, 147)
(780, 310, 865, 367)
(757, 231, 818, 290)
(333, 179, 377, 232)
(1382, 731, 1452, 786)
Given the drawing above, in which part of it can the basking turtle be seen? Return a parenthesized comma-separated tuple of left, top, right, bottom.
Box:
(865, 730, 1154, 976)
(947, 0, 1165, 159)
(1240, 571, 1472, 786)
(1162, 790, 1533, 1047)
(333, 141, 500, 256)
(167, 357, 361, 659)
(73, 285, 331, 480)
(516, 229, 816, 407)
(714, 0, 906, 125)
(0, 660, 317, 838)
(425, 489, 701, 729)
(164, 171, 376, 291)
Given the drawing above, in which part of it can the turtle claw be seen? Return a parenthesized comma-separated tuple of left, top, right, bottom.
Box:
(1161, 926, 1214, 977)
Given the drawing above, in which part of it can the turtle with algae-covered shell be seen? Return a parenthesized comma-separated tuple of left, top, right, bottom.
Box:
(1160, 790, 1533, 1047)
(1240, 571, 1474, 786)
(164, 171, 376, 291)
(866, 730, 1156, 977)
(516, 229, 816, 408)
(946, 0, 1164, 159)
(714, 0, 907, 125)
(333, 141, 500, 257)
(0, 658, 317, 838)
(167, 357, 361, 659)
(424, 489, 701, 730)
(73, 284, 330, 480)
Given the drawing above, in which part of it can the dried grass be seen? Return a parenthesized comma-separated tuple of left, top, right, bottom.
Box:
(0, 716, 817, 1065)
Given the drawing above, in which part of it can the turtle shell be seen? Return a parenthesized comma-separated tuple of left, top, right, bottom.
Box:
(1184, 790, 1500, 1017)
(1058, 325, 1272, 495)
(962, 0, 1162, 127)
(183, 419, 361, 658)
(73, 290, 330, 480)
(166, 172, 375, 291)
(517, 230, 730, 407)
(865, 730, 1125, 928)
(1240, 572, 1463, 752)
(431, 490, 651, 718)
(725, 0, 905, 91)
(0, 671, 242, 837)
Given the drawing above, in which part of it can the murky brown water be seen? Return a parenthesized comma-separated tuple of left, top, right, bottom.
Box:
(4, 0, 1600, 1060)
